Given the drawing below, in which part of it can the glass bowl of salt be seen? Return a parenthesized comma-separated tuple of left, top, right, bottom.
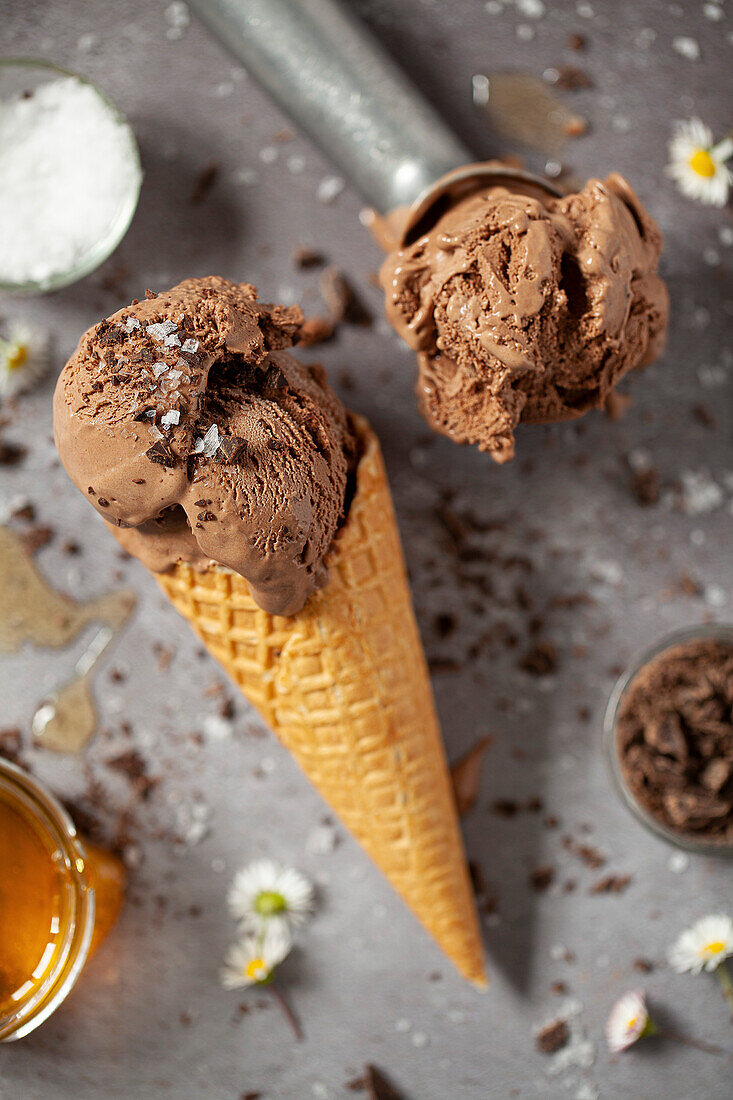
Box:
(0, 59, 142, 294)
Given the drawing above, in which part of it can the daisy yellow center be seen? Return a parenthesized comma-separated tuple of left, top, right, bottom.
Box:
(688, 149, 716, 178)
(6, 343, 28, 371)
(254, 890, 287, 916)
(700, 940, 725, 956)
(626, 1016, 638, 1029)
(245, 957, 268, 981)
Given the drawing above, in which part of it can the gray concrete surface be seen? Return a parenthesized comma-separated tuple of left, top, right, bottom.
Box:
(0, 1, 731, 1097)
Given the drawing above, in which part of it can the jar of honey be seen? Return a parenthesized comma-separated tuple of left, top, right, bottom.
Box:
(0, 758, 125, 1040)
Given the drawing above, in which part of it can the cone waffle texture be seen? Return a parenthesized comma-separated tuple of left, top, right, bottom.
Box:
(155, 416, 486, 986)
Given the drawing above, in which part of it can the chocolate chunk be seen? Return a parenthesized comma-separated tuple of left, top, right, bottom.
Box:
(297, 316, 335, 347)
(293, 246, 325, 269)
(197, 511, 216, 523)
(535, 1019, 569, 1054)
(553, 65, 593, 90)
(0, 439, 27, 465)
(145, 441, 178, 468)
(20, 525, 54, 554)
(97, 497, 110, 508)
(218, 435, 248, 464)
(320, 267, 372, 326)
(362, 1065, 404, 1100)
(96, 320, 125, 346)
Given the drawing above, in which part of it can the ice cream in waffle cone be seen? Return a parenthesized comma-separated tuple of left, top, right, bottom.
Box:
(54, 277, 485, 985)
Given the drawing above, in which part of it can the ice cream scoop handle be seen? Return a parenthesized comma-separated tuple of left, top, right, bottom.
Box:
(187, 0, 471, 212)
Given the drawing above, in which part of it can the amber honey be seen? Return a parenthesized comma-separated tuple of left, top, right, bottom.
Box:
(0, 760, 125, 1040)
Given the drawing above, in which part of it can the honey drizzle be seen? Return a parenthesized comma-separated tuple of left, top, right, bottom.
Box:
(0, 527, 136, 752)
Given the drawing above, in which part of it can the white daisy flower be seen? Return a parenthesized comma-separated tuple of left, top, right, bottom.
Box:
(227, 859, 314, 928)
(666, 118, 733, 206)
(669, 913, 733, 974)
(220, 919, 292, 990)
(0, 324, 50, 398)
(605, 990, 652, 1052)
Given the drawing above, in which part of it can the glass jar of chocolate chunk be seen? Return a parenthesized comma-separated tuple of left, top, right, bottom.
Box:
(604, 625, 733, 855)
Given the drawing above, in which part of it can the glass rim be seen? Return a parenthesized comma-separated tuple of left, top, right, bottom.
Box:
(603, 622, 733, 859)
(0, 757, 96, 1041)
(0, 57, 142, 295)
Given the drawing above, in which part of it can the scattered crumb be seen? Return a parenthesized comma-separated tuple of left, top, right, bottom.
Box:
(519, 642, 558, 676)
(292, 246, 325, 269)
(590, 873, 632, 895)
(529, 864, 555, 892)
(535, 1019, 570, 1054)
(298, 317, 335, 347)
(189, 161, 220, 205)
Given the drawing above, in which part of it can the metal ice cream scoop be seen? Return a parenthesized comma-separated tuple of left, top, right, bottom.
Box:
(187, 0, 562, 245)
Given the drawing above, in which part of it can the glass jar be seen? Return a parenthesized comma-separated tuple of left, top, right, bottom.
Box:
(603, 623, 733, 858)
(0, 58, 142, 294)
(0, 758, 125, 1040)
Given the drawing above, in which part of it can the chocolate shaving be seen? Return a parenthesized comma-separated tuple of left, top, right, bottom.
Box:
(361, 1065, 404, 1100)
(450, 735, 492, 816)
(616, 638, 733, 844)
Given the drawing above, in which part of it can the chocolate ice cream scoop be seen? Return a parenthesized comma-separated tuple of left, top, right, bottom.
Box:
(54, 277, 357, 615)
(380, 173, 668, 463)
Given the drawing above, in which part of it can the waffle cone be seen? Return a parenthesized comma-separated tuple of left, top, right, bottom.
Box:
(155, 416, 486, 986)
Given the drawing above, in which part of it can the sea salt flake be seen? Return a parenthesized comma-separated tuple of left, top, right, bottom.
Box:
(472, 74, 490, 106)
(668, 852, 689, 874)
(680, 469, 723, 514)
(152, 362, 168, 378)
(182, 338, 199, 353)
(164, 332, 181, 347)
(146, 320, 177, 342)
(160, 409, 180, 429)
(673, 36, 700, 60)
(515, 0, 545, 17)
(317, 175, 345, 204)
(124, 317, 141, 332)
(192, 423, 221, 457)
(203, 714, 232, 740)
(305, 821, 338, 854)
